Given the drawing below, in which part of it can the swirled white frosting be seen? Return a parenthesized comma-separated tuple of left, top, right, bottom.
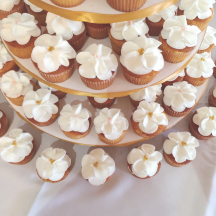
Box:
(36, 147, 71, 181)
(130, 84, 162, 102)
(132, 101, 168, 134)
(148, 5, 177, 22)
(179, 0, 215, 20)
(1, 70, 33, 98)
(186, 52, 215, 78)
(120, 36, 164, 75)
(0, 129, 33, 163)
(127, 144, 162, 178)
(1, 13, 41, 45)
(164, 132, 199, 163)
(46, 13, 85, 40)
(163, 81, 197, 112)
(93, 97, 114, 104)
(213, 87, 216, 98)
(24, 0, 43, 12)
(0, 43, 13, 70)
(0, 111, 3, 129)
(76, 44, 118, 81)
(161, 15, 201, 49)
(193, 107, 216, 136)
(38, 81, 58, 92)
(168, 70, 185, 82)
(94, 108, 129, 140)
(58, 103, 92, 133)
(31, 34, 76, 73)
(199, 26, 216, 50)
(110, 18, 149, 41)
(81, 148, 115, 186)
(23, 89, 59, 122)
(0, 0, 20, 12)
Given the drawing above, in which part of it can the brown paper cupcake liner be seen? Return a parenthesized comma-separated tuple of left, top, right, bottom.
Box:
(162, 75, 184, 90)
(0, 111, 9, 138)
(0, 61, 19, 77)
(68, 29, 87, 51)
(98, 130, 126, 145)
(184, 71, 207, 86)
(208, 93, 216, 107)
(197, 44, 215, 54)
(88, 97, 116, 109)
(50, 0, 85, 7)
(86, 23, 110, 39)
(146, 18, 164, 36)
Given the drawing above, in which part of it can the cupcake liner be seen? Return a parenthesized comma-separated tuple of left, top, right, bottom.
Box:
(106, 0, 146, 12)
(0, 61, 19, 77)
(50, 0, 85, 7)
(162, 75, 184, 90)
(86, 23, 110, 39)
(146, 18, 164, 36)
(88, 97, 116, 109)
(68, 29, 87, 51)
(197, 44, 215, 54)
(208, 93, 216, 107)
(0, 111, 9, 138)
(52, 91, 67, 100)
(184, 71, 207, 86)
(98, 130, 126, 145)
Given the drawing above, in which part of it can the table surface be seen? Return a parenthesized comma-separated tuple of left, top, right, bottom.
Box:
(1, 6, 216, 216)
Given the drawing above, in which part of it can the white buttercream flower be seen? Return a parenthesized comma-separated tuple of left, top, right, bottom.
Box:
(38, 81, 58, 92)
(120, 36, 164, 74)
(164, 132, 199, 163)
(94, 108, 129, 140)
(93, 97, 113, 103)
(31, 34, 76, 73)
(0, 0, 20, 12)
(127, 144, 162, 178)
(0, 43, 12, 69)
(24, 0, 43, 12)
(193, 107, 216, 136)
(0, 129, 33, 163)
(163, 81, 197, 112)
(132, 101, 168, 134)
(161, 15, 201, 49)
(76, 44, 118, 81)
(81, 148, 115, 186)
(186, 52, 215, 78)
(1, 12, 41, 45)
(22, 89, 59, 122)
(199, 26, 216, 50)
(168, 70, 185, 82)
(36, 147, 71, 181)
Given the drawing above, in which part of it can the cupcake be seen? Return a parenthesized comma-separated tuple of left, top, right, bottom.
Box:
(88, 97, 116, 109)
(0, 12, 41, 59)
(1, 70, 34, 106)
(190, 107, 216, 140)
(24, 0, 47, 26)
(50, 0, 85, 8)
(209, 87, 216, 107)
(38, 81, 66, 100)
(36, 147, 71, 183)
(184, 52, 215, 86)
(0, 0, 25, 20)
(120, 36, 164, 85)
(76, 44, 118, 90)
(127, 144, 162, 179)
(58, 103, 92, 139)
(159, 15, 201, 63)
(94, 108, 129, 144)
(109, 19, 149, 55)
(81, 148, 115, 186)
(0, 42, 18, 77)
(163, 132, 199, 167)
(0, 110, 9, 137)
(46, 13, 86, 51)
(106, 0, 146, 12)
(22, 89, 59, 127)
(177, 0, 215, 31)
(163, 81, 197, 117)
(214, 60, 216, 78)
(0, 129, 35, 165)
(146, 5, 177, 36)
(85, 23, 110, 39)
(129, 84, 162, 108)
(131, 101, 168, 139)
(31, 34, 76, 83)
(198, 26, 216, 53)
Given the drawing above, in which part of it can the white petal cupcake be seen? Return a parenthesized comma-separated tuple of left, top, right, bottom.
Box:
(81, 148, 115, 186)
(87, 97, 116, 109)
(208, 87, 216, 107)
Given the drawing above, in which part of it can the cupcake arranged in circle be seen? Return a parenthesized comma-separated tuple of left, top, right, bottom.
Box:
(76, 44, 118, 90)
(120, 36, 164, 85)
(163, 132, 199, 167)
(129, 84, 162, 108)
(50, 0, 85, 7)
(94, 108, 129, 144)
(209, 87, 216, 107)
(177, 0, 215, 31)
(22, 89, 59, 127)
(127, 144, 162, 179)
(58, 103, 92, 139)
(31, 34, 76, 83)
(88, 97, 116, 109)
(184, 52, 215, 86)
(1, 12, 41, 59)
(0, 110, 9, 137)
(146, 5, 177, 36)
(109, 19, 149, 55)
(131, 101, 168, 139)
(36, 147, 71, 183)
(163, 81, 197, 117)
(159, 15, 201, 63)
(85, 23, 110, 39)
(1, 70, 34, 106)
(46, 13, 86, 51)
(190, 107, 216, 140)
(0, 128, 35, 165)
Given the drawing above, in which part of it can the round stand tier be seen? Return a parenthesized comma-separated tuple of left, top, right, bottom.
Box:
(28, 0, 179, 23)
(2, 79, 208, 147)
